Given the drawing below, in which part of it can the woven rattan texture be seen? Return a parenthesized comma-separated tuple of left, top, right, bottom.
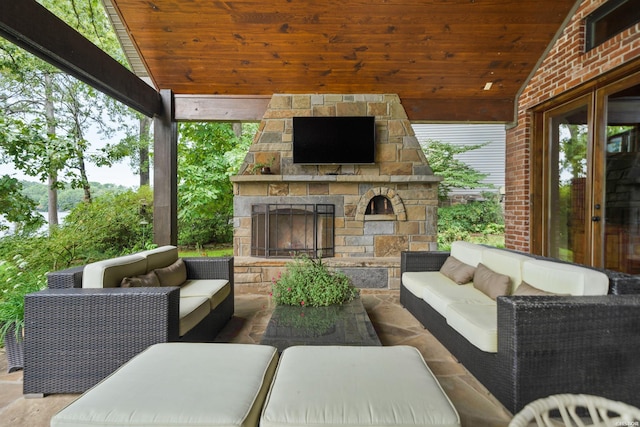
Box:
(24, 257, 235, 395)
(5, 324, 24, 373)
(400, 250, 640, 414)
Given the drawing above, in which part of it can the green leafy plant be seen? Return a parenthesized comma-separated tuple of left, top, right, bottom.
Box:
(422, 139, 492, 200)
(0, 255, 47, 345)
(273, 304, 341, 336)
(271, 256, 359, 307)
(437, 192, 504, 250)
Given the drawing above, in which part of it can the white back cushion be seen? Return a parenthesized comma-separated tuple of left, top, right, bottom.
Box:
(141, 245, 179, 271)
(82, 254, 147, 288)
(481, 249, 531, 294)
(450, 241, 484, 267)
(522, 259, 609, 296)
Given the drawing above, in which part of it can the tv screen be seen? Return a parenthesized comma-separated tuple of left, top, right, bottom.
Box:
(293, 116, 376, 164)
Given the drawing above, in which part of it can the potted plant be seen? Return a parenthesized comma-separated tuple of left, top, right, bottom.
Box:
(251, 156, 275, 175)
(271, 255, 359, 307)
(0, 256, 46, 372)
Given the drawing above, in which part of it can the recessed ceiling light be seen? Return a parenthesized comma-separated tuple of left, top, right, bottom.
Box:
(483, 82, 493, 91)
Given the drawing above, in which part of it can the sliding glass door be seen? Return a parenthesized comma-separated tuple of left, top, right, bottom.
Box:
(546, 98, 591, 264)
(540, 73, 640, 272)
(600, 79, 640, 272)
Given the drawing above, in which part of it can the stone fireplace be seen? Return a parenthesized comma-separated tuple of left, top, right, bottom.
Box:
(231, 94, 440, 289)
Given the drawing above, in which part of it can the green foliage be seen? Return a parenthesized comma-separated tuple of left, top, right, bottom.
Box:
(1, 0, 137, 218)
(17, 180, 130, 211)
(0, 176, 45, 234)
(0, 255, 47, 345)
(437, 193, 504, 249)
(274, 304, 342, 336)
(60, 186, 154, 261)
(177, 122, 255, 246)
(271, 256, 359, 307)
(422, 139, 492, 200)
(559, 124, 588, 181)
(0, 187, 154, 273)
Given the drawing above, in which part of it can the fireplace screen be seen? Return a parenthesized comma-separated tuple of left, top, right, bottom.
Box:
(251, 204, 335, 258)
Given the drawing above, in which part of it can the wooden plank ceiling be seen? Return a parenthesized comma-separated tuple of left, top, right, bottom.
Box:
(107, 0, 578, 122)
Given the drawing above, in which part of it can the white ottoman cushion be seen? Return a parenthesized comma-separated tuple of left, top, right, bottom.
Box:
(261, 346, 460, 427)
(51, 343, 279, 427)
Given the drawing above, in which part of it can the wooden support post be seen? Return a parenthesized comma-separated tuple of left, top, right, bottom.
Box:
(153, 89, 178, 246)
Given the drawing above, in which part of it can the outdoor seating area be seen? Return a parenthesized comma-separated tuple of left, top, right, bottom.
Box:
(401, 242, 640, 413)
(2, 1, 640, 426)
(50, 344, 460, 427)
(23, 246, 234, 396)
(3, 281, 640, 426)
(2, 288, 514, 426)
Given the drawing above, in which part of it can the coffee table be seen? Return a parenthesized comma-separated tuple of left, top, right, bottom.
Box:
(261, 297, 381, 352)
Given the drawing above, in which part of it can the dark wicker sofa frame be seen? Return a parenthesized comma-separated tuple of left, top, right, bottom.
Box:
(23, 257, 234, 396)
(400, 250, 640, 414)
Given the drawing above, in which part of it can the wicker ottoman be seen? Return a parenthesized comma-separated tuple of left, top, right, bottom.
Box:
(261, 346, 460, 427)
(51, 343, 279, 427)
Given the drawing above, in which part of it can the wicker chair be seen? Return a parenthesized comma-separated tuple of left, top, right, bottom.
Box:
(23, 256, 234, 396)
(509, 394, 640, 427)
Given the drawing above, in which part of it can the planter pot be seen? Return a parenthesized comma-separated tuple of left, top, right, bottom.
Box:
(4, 324, 24, 373)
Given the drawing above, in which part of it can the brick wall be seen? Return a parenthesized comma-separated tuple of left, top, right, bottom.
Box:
(505, 0, 640, 252)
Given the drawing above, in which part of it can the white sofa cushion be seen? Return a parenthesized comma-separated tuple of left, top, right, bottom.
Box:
(179, 296, 210, 336)
(446, 302, 498, 353)
(450, 241, 484, 267)
(402, 271, 438, 298)
(403, 271, 491, 317)
(481, 249, 531, 294)
(141, 245, 179, 271)
(261, 346, 460, 427)
(51, 343, 279, 427)
(423, 279, 491, 317)
(82, 254, 147, 288)
(521, 259, 609, 296)
(181, 279, 231, 310)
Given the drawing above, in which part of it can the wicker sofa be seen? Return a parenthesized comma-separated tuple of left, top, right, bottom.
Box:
(23, 246, 234, 396)
(400, 242, 640, 414)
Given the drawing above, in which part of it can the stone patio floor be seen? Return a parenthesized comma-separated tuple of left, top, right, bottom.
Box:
(0, 287, 513, 427)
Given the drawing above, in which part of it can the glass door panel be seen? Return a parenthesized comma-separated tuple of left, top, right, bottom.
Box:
(548, 102, 590, 264)
(603, 82, 640, 273)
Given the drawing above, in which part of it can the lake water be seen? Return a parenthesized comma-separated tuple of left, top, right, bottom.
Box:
(0, 211, 68, 237)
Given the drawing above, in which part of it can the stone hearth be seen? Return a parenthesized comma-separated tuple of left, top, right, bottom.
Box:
(231, 94, 440, 289)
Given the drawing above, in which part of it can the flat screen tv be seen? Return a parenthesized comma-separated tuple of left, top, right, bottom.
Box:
(293, 116, 376, 164)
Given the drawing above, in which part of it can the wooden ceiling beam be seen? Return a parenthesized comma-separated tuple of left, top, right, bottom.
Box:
(173, 94, 515, 123)
(0, 0, 162, 117)
(403, 98, 515, 123)
(174, 95, 271, 121)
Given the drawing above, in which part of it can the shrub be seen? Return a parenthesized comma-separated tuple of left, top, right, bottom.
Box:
(437, 193, 504, 250)
(0, 187, 154, 274)
(0, 255, 47, 345)
(60, 186, 154, 262)
(271, 256, 359, 307)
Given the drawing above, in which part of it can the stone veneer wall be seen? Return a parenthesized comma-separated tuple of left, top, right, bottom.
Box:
(231, 94, 440, 289)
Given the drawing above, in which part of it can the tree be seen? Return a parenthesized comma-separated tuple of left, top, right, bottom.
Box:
(0, 176, 45, 234)
(422, 139, 491, 200)
(177, 122, 255, 245)
(0, 0, 137, 229)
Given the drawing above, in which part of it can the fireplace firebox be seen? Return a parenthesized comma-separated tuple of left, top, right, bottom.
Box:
(251, 204, 335, 258)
